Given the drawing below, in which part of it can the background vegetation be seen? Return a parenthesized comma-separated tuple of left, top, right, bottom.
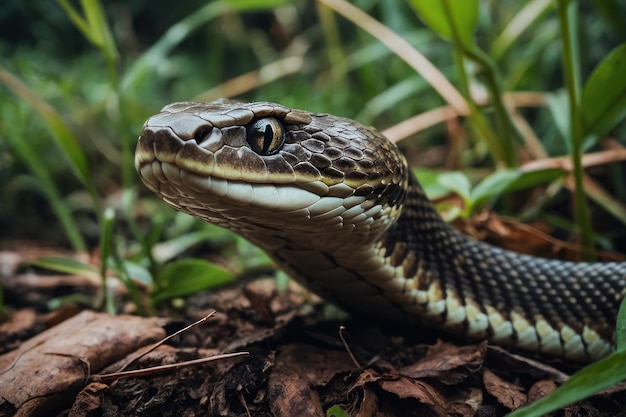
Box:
(1, 1, 625, 414)
(1, 0, 625, 248)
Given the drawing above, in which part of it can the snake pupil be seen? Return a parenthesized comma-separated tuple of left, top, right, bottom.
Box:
(246, 118, 285, 156)
(262, 124, 273, 154)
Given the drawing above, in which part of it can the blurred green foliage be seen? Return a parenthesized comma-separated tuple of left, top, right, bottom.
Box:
(0, 1, 625, 412)
(1, 0, 624, 246)
(0, 0, 624, 298)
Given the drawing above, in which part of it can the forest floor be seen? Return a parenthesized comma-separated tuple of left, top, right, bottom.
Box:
(1, 218, 626, 417)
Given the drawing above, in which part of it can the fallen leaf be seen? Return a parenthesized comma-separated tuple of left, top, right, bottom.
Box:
(483, 368, 527, 410)
(0, 310, 167, 417)
(68, 382, 109, 417)
(400, 340, 487, 384)
(267, 344, 355, 417)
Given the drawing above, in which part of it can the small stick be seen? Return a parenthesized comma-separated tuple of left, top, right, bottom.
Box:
(339, 326, 361, 368)
(93, 351, 249, 383)
(117, 310, 217, 372)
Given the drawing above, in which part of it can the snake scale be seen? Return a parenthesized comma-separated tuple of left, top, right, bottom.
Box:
(135, 100, 626, 362)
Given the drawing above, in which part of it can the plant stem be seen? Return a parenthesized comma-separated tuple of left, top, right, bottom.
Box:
(556, 0, 595, 257)
(442, 0, 516, 167)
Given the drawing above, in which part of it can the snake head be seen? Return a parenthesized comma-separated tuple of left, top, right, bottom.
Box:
(135, 100, 409, 248)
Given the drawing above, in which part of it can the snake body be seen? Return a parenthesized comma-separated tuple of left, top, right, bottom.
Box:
(136, 100, 626, 361)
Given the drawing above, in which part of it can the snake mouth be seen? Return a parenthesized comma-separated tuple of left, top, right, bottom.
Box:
(138, 157, 324, 213)
(135, 120, 376, 215)
(135, 123, 336, 213)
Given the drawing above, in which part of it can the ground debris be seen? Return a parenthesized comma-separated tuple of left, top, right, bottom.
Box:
(0, 311, 167, 417)
(2, 252, 626, 416)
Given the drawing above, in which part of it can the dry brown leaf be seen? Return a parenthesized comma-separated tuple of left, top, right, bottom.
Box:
(267, 344, 355, 417)
(483, 369, 527, 410)
(67, 382, 109, 417)
(350, 368, 391, 389)
(528, 380, 557, 403)
(0, 309, 40, 354)
(379, 377, 448, 417)
(400, 340, 486, 384)
(0, 311, 167, 417)
(447, 387, 483, 417)
(354, 386, 379, 417)
(486, 346, 570, 383)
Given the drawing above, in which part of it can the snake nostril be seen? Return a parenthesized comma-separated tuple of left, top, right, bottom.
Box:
(193, 126, 212, 144)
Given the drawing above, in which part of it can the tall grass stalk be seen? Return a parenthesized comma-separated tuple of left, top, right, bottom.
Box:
(556, 0, 594, 256)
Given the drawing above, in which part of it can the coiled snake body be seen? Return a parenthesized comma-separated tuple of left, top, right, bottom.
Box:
(136, 100, 626, 361)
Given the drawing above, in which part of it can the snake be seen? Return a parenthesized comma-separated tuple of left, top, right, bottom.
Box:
(135, 100, 626, 362)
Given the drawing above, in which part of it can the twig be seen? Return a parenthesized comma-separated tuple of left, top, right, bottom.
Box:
(339, 326, 361, 368)
(116, 310, 217, 373)
(93, 352, 249, 383)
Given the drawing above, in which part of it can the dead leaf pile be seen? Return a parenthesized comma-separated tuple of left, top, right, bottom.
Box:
(2, 251, 626, 416)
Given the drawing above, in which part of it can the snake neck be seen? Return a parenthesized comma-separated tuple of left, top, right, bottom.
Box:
(262, 172, 624, 361)
(374, 174, 624, 359)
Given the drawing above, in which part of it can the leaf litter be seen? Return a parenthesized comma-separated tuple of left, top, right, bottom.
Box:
(1, 242, 626, 416)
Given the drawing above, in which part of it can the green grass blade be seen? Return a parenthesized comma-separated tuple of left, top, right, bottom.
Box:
(2, 124, 87, 251)
(31, 256, 99, 280)
(80, 0, 119, 65)
(505, 350, 626, 417)
(616, 296, 626, 352)
(57, 0, 118, 67)
(56, 0, 92, 42)
(0, 67, 100, 212)
(469, 168, 565, 215)
(408, 0, 478, 46)
(97, 207, 115, 311)
(556, 0, 594, 255)
(581, 42, 626, 143)
(121, 2, 229, 90)
(491, 0, 554, 59)
(224, 0, 290, 11)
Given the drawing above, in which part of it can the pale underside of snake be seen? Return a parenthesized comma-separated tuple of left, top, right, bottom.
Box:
(135, 100, 626, 362)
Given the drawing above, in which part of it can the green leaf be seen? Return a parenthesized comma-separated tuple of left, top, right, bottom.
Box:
(152, 230, 217, 263)
(224, 0, 290, 11)
(408, 0, 479, 47)
(414, 169, 453, 200)
(469, 169, 521, 212)
(31, 256, 99, 281)
(435, 201, 463, 223)
(469, 168, 566, 214)
(152, 259, 236, 303)
(121, 2, 228, 91)
(547, 90, 571, 145)
(505, 350, 626, 417)
(326, 404, 352, 417)
(617, 296, 626, 352)
(436, 171, 472, 204)
(581, 42, 626, 141)
(509, 168, 566, 191)
(122, 0, 288, 91)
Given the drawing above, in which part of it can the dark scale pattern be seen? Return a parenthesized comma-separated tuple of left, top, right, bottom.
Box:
(136, 100, 626, 361)
(383, 174, 626, 357)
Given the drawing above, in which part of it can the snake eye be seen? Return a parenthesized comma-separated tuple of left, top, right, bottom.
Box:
(246, 118, 285, 155)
